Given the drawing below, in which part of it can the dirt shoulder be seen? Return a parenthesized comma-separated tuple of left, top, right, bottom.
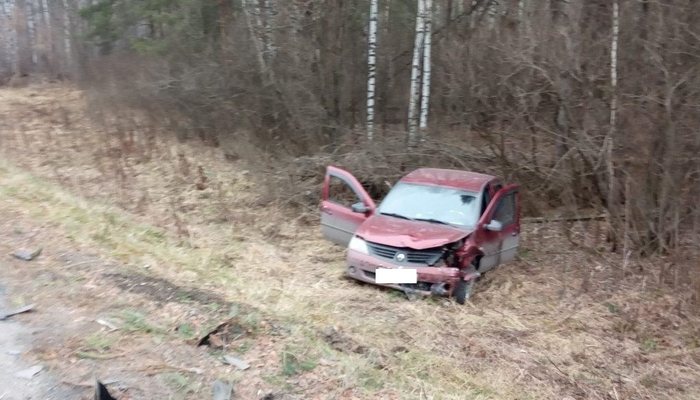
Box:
(0, 84, 699, 399)
(0, 285, 83, 400)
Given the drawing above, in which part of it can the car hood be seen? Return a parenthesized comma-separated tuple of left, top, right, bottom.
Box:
(356, 214, 472, 250)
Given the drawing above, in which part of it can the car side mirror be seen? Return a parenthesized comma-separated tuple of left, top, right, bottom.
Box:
(351, 202, 369, 213)
(484, 220, 503, 232)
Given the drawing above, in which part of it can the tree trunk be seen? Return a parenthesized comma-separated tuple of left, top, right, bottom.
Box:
(366, 0, 379, 141)
(608, 0, 619, 212)
(14, 0, 32, 75)
(418, 0, 432, 134)
(260, 0, 277, 64)
(26, 0, 36, 66)
(242, 0, 272, 85)
(0, 0, 18, 78)
(61, 0, 72, 74)
(603, 0, 620, 252)
(407, 0, 426, 146)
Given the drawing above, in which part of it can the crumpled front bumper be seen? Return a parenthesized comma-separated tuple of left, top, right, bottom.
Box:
(345, 249, 462, 296)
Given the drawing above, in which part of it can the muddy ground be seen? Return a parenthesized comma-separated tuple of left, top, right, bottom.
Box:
(0, 84, 698, 399)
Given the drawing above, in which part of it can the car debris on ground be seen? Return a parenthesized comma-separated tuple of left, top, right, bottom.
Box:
(197, 318, 248, 348)
(0, 303, 35, 321)
(222, 354, 250, 370)
(94, 380, 117, 400)
(212, 380, 233, 400)
(95, 318, 119, 331)
(11, 248, 42, 261)
(14, 364, 43, 380)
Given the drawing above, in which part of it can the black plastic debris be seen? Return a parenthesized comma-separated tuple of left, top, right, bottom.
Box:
(12, 248, 42, 261)
(212, 380, 233, 400)
(197, 318, 248, 348)
(0, 304, 35, 321)
(95, 380, 117, 400)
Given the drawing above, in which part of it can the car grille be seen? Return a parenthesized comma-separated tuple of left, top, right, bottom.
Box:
(366, 242, 444, 265)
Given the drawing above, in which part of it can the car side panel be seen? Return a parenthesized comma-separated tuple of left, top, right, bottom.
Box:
(320, 166, 376, 246)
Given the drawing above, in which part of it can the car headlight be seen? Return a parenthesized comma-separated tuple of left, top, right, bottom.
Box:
(348, 236, 369, 254)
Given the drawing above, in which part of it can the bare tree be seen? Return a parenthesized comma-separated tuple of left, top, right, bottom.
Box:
(608, 0, 619, 215)
(242, 0, 273, 84)
(366, 0, 379, 141)
(13, 0, 32, 76)
(61, 0, 72, 73)
(418, 0, 433, 134)
(407, 0, 426, 145)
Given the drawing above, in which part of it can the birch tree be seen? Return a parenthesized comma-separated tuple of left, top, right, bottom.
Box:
(0, 0, 17, 78)
(418, 0, 432, 133)
(242, 0, 276, 85)
(61, 0, 72, 71)
(608, 0, 619, 212)
(407, 0, 426, 146)
(14, 0, 32, 75)
(366, 0, 378, 141)
(26, 0, 36, 65)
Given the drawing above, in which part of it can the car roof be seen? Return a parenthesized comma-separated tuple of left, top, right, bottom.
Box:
(399, 168, 496, 192)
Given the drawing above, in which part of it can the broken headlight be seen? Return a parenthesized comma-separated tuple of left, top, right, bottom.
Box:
(443, 240, 465, 267)
(348, 236, 369, 255)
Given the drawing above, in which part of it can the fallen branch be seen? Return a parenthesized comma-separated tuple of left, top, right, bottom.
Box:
(138, 363, 204, 376)
(76, 351, 126, 360)
(523, 214, 607, 224)
(645, 346, 700, 361)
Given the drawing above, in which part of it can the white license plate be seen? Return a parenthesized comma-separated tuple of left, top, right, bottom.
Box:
(375, 268, 417, 284)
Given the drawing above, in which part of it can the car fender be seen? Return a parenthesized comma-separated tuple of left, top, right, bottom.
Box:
(456, 244, 482, 274)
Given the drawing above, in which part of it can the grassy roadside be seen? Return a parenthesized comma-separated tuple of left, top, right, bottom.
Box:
(2, 84, 699, 400)
(0, 160, 507, 399)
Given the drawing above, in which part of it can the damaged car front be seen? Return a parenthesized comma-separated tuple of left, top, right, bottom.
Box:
(344, 180, 482, 301)
(321, 166, 520, 304)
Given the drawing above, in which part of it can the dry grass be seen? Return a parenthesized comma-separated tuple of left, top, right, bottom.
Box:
(0, 84, 699, 399)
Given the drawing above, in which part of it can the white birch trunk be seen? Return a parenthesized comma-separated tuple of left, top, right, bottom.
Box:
(26, 0, 36, 65)
(487, 1, 498, 30)
(261, 0, 277, 62)
(247, 0, 274, 64)
(608, 0, 619, 209)
(14, 0, 32, 75)
(39, 0, 48, 29)
(418, 0, 432, 132)
(39, 0, 54, 72)
(61, 0, 72, 71)
(242, 0, 272, 84)
(518, 0, 526, 23)
(366, 0, 379, 141)
(407, 0, 426, 145)
(0, 0, 17, 76)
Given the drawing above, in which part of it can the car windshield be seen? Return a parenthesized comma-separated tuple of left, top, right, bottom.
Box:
(377, 182, 480, 228)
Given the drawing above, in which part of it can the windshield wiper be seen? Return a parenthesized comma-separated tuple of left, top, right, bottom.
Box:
(380, 212, 413, 220)
(413, 218, 453, 226)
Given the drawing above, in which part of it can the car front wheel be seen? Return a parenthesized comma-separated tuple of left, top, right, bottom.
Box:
(454, 279, 475, 304)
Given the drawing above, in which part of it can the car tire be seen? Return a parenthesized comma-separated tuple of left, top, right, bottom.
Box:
(454, 279, 475, 305)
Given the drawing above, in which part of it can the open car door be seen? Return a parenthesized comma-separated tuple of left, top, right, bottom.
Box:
(321, 166, 376, 246)
(475, 184, 521, 270)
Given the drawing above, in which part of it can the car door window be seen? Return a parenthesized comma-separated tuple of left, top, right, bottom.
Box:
(481, 185, 491, 216)
(493, 192, 515, 226)
(328, 175, 361, 208)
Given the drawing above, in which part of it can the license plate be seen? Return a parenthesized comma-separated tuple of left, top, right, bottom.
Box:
(375, 268, 417, 284)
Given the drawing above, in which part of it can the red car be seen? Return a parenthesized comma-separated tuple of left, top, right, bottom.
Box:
(321, 166, 520, 303)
